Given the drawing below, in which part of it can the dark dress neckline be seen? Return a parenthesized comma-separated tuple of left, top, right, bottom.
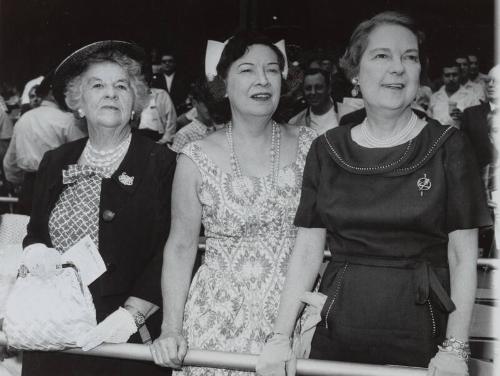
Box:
(321, 120, 456, 176)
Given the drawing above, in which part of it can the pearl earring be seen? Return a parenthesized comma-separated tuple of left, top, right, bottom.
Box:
(77, 109, 85, 118)
(130, 110, 135, 121)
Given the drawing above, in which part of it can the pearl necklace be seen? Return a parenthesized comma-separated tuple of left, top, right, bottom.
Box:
(83, 133, 131, 170)
(360, 112, 417, 148)
(226, 121, 281, 190)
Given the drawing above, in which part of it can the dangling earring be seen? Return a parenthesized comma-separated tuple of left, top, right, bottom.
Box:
(351, 77, 360, 97)
(77, 109, 85, 119)
(130, 110, 135, 121)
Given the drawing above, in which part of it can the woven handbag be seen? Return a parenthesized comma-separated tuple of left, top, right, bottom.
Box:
(3, 263, 97, 351)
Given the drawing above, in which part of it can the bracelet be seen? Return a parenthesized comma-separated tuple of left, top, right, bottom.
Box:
(264, 332, 292, 343)
(438, 337, 471, 361)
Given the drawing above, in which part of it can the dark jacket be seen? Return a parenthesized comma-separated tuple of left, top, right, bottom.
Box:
(461, 102, 493, 169)
(22, 133, 176, 376)
(151, 71, 190, 112)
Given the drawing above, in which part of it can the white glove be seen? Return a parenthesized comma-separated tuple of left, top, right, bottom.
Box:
(299, 292, 327, 333)
(23, 243, 61, 279)
(294, 292, 327, 358)
(76, 307, 137, 351)
(427, 350, 469, 376)
(256, 334, 295, 376)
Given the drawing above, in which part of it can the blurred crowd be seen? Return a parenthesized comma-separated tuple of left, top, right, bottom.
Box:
(0, 40, 496, 234)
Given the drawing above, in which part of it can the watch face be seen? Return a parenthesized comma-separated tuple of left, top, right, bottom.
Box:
(135, 313, 146, 327)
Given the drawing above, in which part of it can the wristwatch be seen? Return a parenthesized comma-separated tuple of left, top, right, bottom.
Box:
(124, 305, 146, 329)
(132, 311, 146, 329)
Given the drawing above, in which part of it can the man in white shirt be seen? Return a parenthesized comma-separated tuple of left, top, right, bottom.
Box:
(461, 65, 499, 194)
(468, 54, 489, 87)
(3, 76, 86, 213)
(456, 55, 485, 102)
(288, 68, 338, 135)
(429, 62, 480, 128)
(136, 88, 177, 144)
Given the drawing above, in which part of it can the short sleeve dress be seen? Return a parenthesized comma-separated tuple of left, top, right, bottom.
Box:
(294, 119, 492, 367)
(177, 126, 316, 376)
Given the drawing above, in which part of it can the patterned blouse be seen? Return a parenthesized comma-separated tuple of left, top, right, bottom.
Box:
(170, 119, 215, 153)
(48, 164, 111, 253)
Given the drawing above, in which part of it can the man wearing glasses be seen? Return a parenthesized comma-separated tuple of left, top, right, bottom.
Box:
(151, 51, 190, 113)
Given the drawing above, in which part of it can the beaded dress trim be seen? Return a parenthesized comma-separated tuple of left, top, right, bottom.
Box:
(322, 122, 455, 176)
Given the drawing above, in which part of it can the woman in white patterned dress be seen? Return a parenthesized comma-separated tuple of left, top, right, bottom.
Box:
(151, 31, 316, 375)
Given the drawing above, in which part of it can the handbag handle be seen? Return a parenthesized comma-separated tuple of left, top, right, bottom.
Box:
(17, 262, 86, 295)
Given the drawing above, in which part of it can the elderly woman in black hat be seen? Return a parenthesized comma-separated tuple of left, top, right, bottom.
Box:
(21, 41, 176, 375)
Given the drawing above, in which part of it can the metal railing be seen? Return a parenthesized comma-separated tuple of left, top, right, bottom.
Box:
(0, 331, 428, 375)
(476, 258, 500, 269)
(0, 220, 496, 375)
(198, 242, 499, 269)
(0, 197, 18, 203)
(0, 196, 19, 213)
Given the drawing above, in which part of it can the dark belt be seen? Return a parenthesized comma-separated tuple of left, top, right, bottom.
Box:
(329, 253, 456, 314)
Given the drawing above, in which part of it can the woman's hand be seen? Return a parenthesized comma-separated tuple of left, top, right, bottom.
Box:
(23, 243, 61, 279)
(256, 333, 295, 376)
(150, 330, 188, 369)
(427, 350, 469, 376)
(76, 307, 137, 351)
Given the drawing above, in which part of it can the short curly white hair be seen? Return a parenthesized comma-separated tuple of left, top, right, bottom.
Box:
(64, 50, 149, 117)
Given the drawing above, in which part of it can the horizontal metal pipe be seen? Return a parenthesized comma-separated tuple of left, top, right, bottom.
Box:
(0, 331, 427, 375)
(477, 258, 500, 269)
(0, 197, 18, 203)
(200, 243, 499, 269)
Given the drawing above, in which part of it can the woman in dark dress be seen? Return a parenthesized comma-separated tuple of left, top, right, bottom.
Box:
(20, 41, 176, 375)
(257, 12, 491, 376)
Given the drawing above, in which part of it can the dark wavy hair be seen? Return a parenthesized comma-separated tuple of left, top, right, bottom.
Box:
(216, 31, 286, 79)
(339, 11, 427, 81)
(212, 31, 286, 123)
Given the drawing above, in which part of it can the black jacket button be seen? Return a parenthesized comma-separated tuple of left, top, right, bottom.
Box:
(102, 210, 115, 222)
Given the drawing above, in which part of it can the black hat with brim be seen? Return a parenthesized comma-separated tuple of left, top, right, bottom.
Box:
(53, 40, 150, 111)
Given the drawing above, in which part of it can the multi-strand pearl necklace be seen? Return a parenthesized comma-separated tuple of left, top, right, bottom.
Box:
(360, 112, 417, 148)
(82, 133, 132, 171)
(226, 121, 281, 190)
